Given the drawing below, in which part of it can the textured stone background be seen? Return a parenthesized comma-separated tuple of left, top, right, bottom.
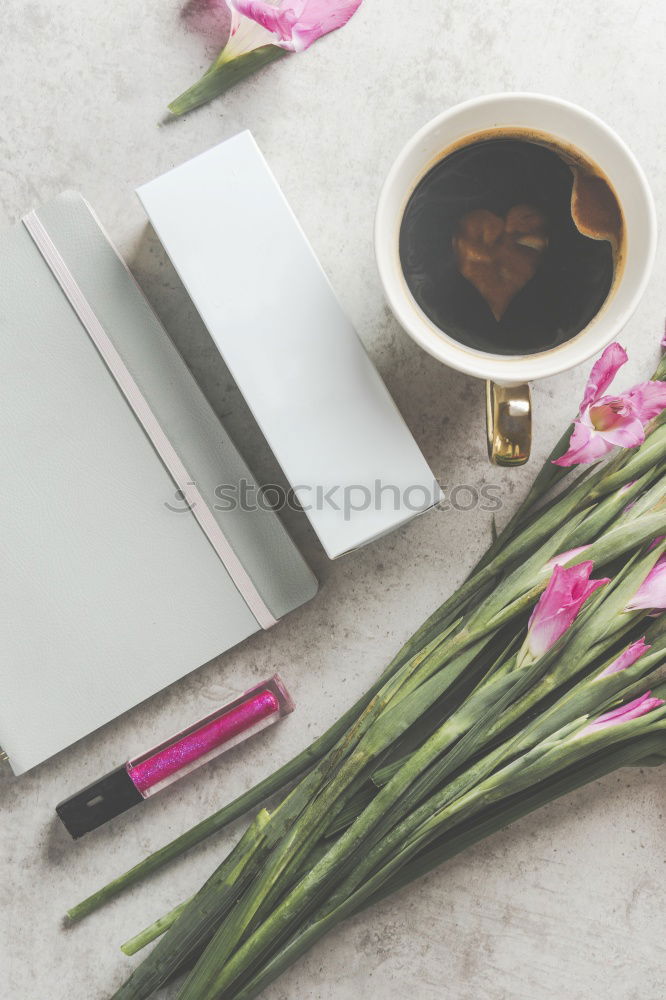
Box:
(1, 1, 665, 997)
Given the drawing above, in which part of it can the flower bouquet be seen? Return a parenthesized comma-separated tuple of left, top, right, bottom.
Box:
(69, 339, 666, 999)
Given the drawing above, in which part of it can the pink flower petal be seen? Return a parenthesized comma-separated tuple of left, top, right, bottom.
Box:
(526, 562, 609, 659)
(579, 342, 628, 414)
(229, 0, 363, 51)
(589, 395, 633, 430)
(552, 419, 616, 466)
(590, 411, 645, 449)
(626, 555, 666, 611)
(624, 380, 666, 422)
(229, 0, 298, 44)
(583, 691, 664, 734)
(225, 3, 283, 54)
(597, 637, 650, 678)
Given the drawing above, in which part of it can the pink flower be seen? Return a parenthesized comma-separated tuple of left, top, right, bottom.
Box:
(169, 0, 363, 114)
(626, 555, 666, 611)
(227, 0, 363, 53)
(524, 562, 609, 660)
(581, 691, 664, 735)
(553, 343, 666, 467)
(597, 637, 650, 678)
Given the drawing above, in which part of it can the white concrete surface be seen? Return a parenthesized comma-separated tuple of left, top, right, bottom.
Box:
(1, 1, 665, 997)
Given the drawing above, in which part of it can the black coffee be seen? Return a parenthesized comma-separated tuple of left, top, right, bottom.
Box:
(399, 130, 623, 356)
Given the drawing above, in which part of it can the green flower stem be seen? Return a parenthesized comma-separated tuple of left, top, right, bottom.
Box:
(178, 621, 609, 998)
(111, 808, 272, 1000)
(474, 350, 666, 571)
(364, 732, 666, 911)
(331, 708, 666, 934)
(652, 353, 666, 382)
(357, 596, 620, 856)
(564, 467, 660, 548)
(168, 46, 288, 116)
(323, 784, 383, 838)
(376, 536, 666, 794)
(121, 898, 192, 957)
(172, 539, 600, 997)
(232, 733, 664, 1000)
(110, 634, 456, 998)
(370, 516, 612, 763)
(371, 627, 525, 789)
(128, 631, 546, 955)
(476, 424, 577, 570)
(459, 512, 590, 638)
(615, 465, 666, 526)
(373, 627, 612, 834)
(393, 713, 666, 875)
(570, 509, 666, 577)
(175, 593, 559, 998)
(371, 458, 613, 676)
(356, 726, 666, 916)
(174, 641, 501, 997)
(421, 630, 666, 834)
(318, 666, 567, 915)
(484, 540, 666, 733)
(120, 632, 481, 997)
(589, 423, 666, 500)
(298, 559, 666, 933)
(111, 731, 376, 1000)
(192, 711, 666, 1000)
(322, 646, 665, 913)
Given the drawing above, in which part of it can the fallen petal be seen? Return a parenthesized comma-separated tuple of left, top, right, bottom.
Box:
(229, 0, 363, 52)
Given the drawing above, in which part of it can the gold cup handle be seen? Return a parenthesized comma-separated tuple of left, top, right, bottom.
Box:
(485, 381, 532, 466)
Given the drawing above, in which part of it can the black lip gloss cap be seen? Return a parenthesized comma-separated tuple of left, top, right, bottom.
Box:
(56, 765, 144, 839)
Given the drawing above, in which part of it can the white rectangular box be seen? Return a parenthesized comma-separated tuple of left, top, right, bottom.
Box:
(137, 132, 440, 558)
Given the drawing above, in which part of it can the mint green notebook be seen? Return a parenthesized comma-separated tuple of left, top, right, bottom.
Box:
(0, 192, 317, 775)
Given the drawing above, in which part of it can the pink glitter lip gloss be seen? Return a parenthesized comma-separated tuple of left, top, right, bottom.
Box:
(56, 675, 294, 839)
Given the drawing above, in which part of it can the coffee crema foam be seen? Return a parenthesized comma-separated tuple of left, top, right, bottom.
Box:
(399, 128, 625, 356)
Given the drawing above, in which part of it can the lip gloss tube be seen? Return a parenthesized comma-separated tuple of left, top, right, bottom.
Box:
(56, 675, 294, 839)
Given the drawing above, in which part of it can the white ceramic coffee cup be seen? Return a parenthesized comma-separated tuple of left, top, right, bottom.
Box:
(375, 93, 657, 465)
